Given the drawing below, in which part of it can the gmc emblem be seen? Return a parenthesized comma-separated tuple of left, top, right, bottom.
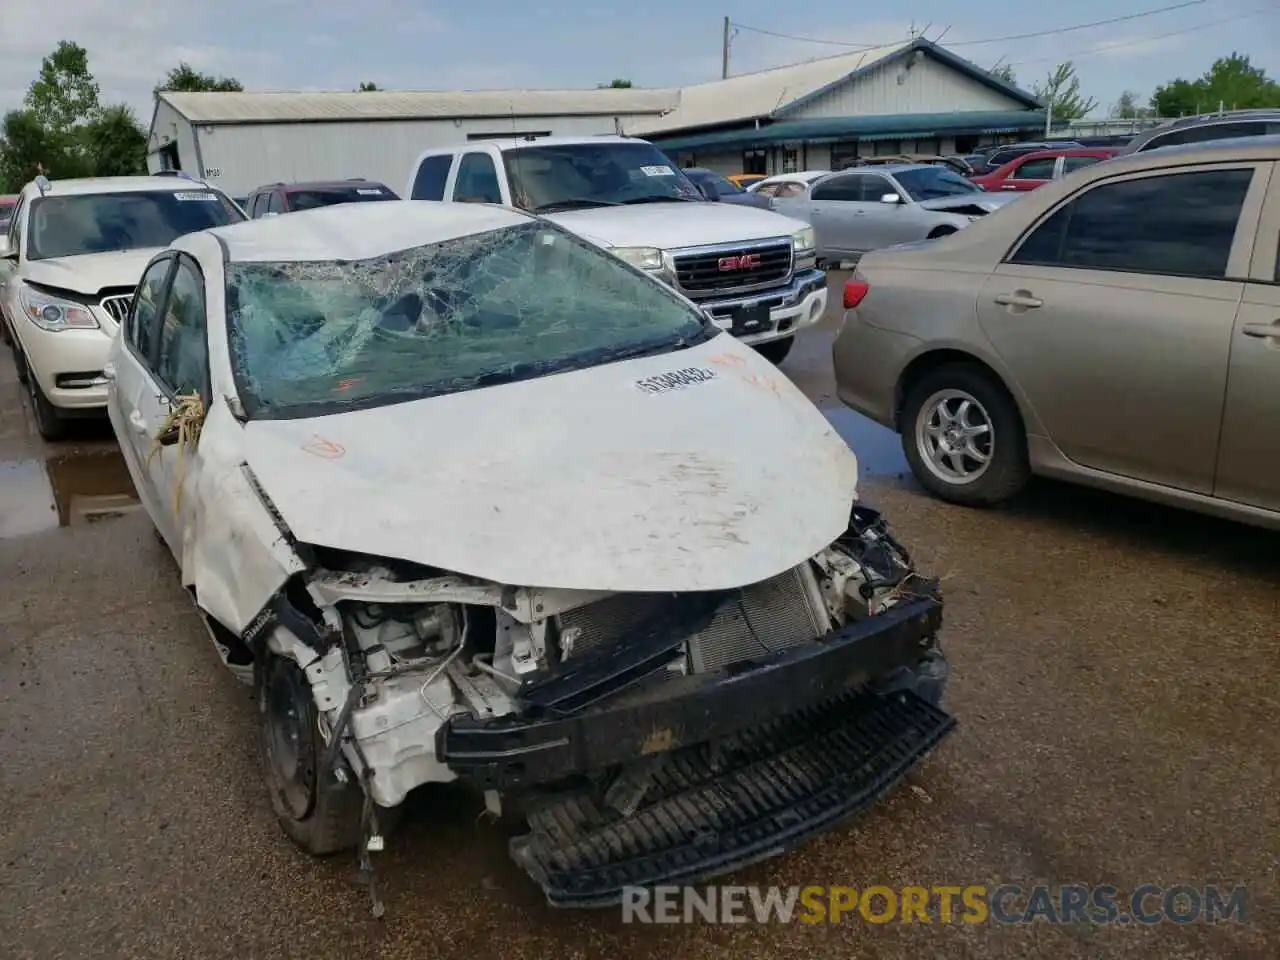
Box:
(718, 253, 762, 272)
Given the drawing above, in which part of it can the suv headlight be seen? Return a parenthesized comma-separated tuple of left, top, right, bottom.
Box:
(792, 225, 815, 254)
(612, 246, 665, 271)
(17, 285, 99, 331)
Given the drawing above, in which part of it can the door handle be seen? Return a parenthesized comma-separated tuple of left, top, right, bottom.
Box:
(994, 292, 1043, 309)
(1241, 321, 1280, 339)
(128, 409, 147, 434)
(1001, 184, 1019, 190)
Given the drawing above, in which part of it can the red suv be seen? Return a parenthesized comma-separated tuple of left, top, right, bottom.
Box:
(970, 148, 1120, 193)
(244, 179, 398, 218)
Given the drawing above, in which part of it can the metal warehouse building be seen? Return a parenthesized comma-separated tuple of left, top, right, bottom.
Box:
(146, 87, 678, 196)
(146, 38, 1047, 194)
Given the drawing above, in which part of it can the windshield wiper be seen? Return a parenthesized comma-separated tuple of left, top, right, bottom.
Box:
(531, 198, 620, 213)
(620, 195, 698, 205)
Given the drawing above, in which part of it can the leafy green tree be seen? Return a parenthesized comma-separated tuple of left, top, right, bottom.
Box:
(0, 110, 66, 190)
(1114, 90, 1154, 120)
(155, 62, 244, 94)
(357, 81, 380, 91)
(84, 105, 147, 176)
(25, 41, 100, 140)
(1032, 61, 1098, 119)
(1150, 53, 1280, 116)
(598, 78, 633, 88)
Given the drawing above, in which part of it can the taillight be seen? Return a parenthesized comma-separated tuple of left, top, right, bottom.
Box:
(843, 277, 870, 309)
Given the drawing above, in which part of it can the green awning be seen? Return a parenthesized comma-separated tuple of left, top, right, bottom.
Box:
(648, 110, 1051, 153)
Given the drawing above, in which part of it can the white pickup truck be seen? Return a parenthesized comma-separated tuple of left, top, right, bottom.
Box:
(404, 135, 827, 363)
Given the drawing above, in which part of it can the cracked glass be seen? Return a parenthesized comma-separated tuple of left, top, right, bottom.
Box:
(225, 220, 712, 419)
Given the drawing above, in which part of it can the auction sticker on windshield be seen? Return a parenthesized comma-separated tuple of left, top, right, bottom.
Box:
(640, 165, 676, 177)
(174, 192, 220, 201)
(635, 367, 719, 395)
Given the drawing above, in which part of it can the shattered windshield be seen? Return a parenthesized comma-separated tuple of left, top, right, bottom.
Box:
(225, 220, 712, 419)
(503, 142, 704, 213)
(893, 167, 980, 201)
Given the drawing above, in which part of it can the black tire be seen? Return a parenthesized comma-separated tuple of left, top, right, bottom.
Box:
(928, 226, 958, 239)
(258, 653, 363, 856)
(24, 357, 66, 441)
(899, 363, 1030, 506)
(755, 336, 794, 365)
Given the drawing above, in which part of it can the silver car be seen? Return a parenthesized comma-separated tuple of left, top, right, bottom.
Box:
(771, 164, 1018, 263)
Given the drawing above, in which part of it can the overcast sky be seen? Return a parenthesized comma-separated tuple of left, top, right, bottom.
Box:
(0, 1, 1276, 122)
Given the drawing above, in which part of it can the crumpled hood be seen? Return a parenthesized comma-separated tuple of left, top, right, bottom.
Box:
(242, 336, 859, 593)
(21, 248, 161, 296)
(544, 202, 806, 250)
(918, 193, 1018, 214)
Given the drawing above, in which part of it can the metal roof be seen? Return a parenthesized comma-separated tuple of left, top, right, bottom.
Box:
(628, 38, 1042, 137)
(650, 110, 1050, 153)
(159, 88, 679, 124)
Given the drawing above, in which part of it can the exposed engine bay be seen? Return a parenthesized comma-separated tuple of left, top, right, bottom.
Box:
(244, 502, 952, 913)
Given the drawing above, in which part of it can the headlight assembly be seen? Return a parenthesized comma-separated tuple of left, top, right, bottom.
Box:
(791, 225, 815, 254)
(17, 285, 99, 332)
(611, 246, 665, 271)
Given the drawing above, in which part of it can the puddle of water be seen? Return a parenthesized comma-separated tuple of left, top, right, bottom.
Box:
(821, 405, 918, 487)
(0, 447, 140, 540)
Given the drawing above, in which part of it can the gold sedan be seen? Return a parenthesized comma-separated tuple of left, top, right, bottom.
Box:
(832, 136, 1280, 529)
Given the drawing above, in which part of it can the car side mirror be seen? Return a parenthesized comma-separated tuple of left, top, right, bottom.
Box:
(0, 236, 12, 259)
(880, 193, 903, 205)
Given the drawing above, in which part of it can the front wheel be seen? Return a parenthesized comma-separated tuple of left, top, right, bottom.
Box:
(899, 364, 1030, 506)
(754, 336, 794, 365)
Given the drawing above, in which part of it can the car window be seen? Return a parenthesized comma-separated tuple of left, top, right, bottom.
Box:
(249, 193, 266, 218)
(892, 167, 979, 201)
(1063, 156, 1104, 173)
(1014, 158, 1056, 180)
(266, 191, 283, 214)
(1141, 120, 1278, 152)
(6, 196, 24, 255)
(811, 175, 864, 202)
(704, 172, 743, 195)
(411, 154, 454, 201)
(1009, 168, 1254, 280)
(287, 186, 397, 211)
(452, 153, 503, 204)
(223, 220, 711, 419)
(155, 259, 208, 397)
(754, 183, 781, 197)
(129, 257, 173, 359)
(776, 182, 807, 198)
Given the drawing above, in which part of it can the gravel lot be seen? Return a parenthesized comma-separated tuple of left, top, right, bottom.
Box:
(1, 273, 1275, 959)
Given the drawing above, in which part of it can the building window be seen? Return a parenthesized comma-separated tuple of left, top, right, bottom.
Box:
(831, 142, 860, 170)
(912, 138, 941, 156)
(954, 135, 979, 153)
(872, 139, 903, 157)
(742, 149, 767, 175)
(782, 146, 798, 173)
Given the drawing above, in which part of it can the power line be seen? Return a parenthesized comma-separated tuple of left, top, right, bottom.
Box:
(1002, 3, 1279, 67)
(729, 0, 1208, 50)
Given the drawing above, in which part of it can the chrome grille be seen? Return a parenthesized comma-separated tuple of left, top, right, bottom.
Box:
(671, 240, 793, 298)
(99, 293, 133, 326)
(557, 566, 824, 674)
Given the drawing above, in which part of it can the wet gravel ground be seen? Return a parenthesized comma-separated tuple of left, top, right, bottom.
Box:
(1, 275, 1276, 959)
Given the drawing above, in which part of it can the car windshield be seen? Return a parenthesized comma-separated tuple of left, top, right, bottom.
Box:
(893, 167, 980, 201)
(286, 186, 397, 211)
(26, 190, 242, 260)
(503, 142, 704, 213)
(688, 170, 744, 195)
(225, 219, 712, 419)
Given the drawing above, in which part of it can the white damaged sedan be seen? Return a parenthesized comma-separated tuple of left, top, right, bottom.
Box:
(104, 201, 953, 912)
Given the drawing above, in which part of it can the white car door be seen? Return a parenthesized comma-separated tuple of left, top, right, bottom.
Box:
(107, 255, 177, 537)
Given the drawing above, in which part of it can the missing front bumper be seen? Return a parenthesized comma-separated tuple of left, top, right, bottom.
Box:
(511, 687, 955, 907)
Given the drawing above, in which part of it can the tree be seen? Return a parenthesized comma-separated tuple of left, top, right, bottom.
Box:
(0, 110, 66, 191)
(1032, 61, 1098, 120)
(1114, 90, 1154, 120)
(155, 62, 244, 94)
(1150, 53, 1280, 117)
(989, 63, 1017, 85)
(84, 105, 147, 176)
(26, 41, 100, 140)
(598, 78, 633, 88)
(356, 81, 380, 91)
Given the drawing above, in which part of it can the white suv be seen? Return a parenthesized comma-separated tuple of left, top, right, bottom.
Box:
(0, 174, 243, 439)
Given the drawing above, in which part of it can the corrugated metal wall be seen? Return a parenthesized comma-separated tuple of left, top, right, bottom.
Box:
(179, 114, 661, 196)
(788, 57, 1018, 120)
(147, 100, 201, 176)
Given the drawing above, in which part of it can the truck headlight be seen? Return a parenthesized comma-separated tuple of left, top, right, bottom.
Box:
(792, 225, 815, 255)
(18, 285, 99, 331)
(612, 246, 665, 271)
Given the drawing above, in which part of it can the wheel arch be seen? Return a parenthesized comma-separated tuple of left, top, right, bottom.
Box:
(893, 348, 1026, 434)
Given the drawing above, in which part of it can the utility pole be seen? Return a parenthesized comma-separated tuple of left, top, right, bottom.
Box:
(722, 16, 731, 79)
(1044, 101, 1052, 138)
